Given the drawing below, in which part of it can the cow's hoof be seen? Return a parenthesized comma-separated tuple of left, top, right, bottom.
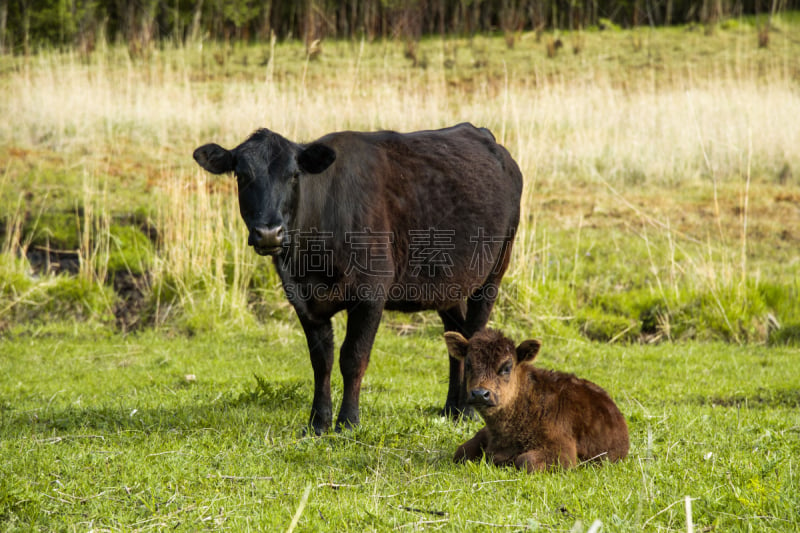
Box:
(303, 419, 331, 437)
(334, 418, 359, 432)
(301, 425, 326, 437)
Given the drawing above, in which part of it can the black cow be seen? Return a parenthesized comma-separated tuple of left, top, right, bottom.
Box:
(193, 123, 523, 434)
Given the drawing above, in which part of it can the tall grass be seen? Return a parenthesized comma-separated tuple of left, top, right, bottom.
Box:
(150, 168, 268, 331)
(1, 22, 799, 340)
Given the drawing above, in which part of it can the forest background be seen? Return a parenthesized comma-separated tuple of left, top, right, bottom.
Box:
(3, 0, 799, 55)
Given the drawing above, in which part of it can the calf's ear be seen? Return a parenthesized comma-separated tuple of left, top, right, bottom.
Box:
(193, 143, 235, 174)
(515, 339, 542, 364)
(297, 143, 336, 174)
(443, 332, 469, 362)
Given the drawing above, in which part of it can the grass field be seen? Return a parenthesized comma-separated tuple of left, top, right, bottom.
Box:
(2, 14, 800, 531)
(2, 326, 799, 530)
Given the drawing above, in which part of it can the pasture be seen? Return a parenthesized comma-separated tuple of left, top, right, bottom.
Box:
(2, 15, 800, 531)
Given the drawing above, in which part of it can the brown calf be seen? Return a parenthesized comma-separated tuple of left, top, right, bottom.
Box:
(444, 329, 629, 472)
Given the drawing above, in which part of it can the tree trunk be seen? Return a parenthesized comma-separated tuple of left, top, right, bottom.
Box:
(0, 0, 7, 54)
(21, 0, 30, 55)
(189, 0, 204, 42)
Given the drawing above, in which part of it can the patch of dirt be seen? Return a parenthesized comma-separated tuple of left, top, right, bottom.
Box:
(18, 215, 156, 332)
(26, 246, 81, 275)
(112, 271, 151, 332)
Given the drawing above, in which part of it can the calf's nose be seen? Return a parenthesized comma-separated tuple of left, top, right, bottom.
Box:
(469, 388, 493, 406)
(249, 225, 284, 249)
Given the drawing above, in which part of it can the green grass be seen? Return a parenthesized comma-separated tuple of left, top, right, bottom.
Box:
(1, 323, 799, 531)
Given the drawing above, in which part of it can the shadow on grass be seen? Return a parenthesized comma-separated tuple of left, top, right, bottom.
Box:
(769, 323, 800, 346)
(688, 387, 800, 409)
(1, 379, 310, 437)
(2, 378, 454, 461)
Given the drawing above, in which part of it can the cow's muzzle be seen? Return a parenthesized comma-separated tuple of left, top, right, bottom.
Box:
(249, 225, 284, 256)
(468, 388, 497, 409)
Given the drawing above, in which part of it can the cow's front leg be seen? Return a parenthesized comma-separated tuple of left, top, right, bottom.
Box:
(299, 316, 335, 435)
(336, 301, 384, 431)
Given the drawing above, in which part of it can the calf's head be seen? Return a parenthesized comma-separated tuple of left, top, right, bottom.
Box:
(193, 129, 336, 256)
(444, 329, 541, 415)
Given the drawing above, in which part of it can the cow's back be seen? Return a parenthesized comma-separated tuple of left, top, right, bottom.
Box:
(293, 123, 522, 308)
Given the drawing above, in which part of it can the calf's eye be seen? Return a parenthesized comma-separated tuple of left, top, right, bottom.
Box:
(499, 362, 512, 376)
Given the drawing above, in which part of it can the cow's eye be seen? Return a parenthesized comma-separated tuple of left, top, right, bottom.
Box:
(464, 359, 472, 372)
(498, 362, 512, 376)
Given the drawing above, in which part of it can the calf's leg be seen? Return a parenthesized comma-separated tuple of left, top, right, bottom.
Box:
(514, 440, 578, 472)
(453, 427, 489, 463)
(336, 301, 384, 431)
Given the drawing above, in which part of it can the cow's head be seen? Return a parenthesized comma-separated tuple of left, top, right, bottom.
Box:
(193, 129, 336, 256)
(444, 329, 541, 416)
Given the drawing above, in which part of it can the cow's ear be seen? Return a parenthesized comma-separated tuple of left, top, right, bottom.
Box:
(194, 143, 235, 174)
(444, 332, 469, 362)
(515, 339, 542, 364)
(297, 143, 336, 174)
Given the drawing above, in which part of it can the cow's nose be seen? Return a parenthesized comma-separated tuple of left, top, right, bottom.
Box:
(469, 388, 493, 406)
(249, 225, 284, 250)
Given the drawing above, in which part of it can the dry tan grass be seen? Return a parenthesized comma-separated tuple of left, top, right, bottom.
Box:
(5, 47, 798, 212)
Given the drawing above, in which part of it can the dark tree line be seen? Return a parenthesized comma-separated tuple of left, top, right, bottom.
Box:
(0, 0, 792, 54)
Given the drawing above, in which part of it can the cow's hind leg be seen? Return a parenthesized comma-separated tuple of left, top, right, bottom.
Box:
(438, 303, 471, 418)
(453, 240, 513, 413)
(442, 278, 503, 414)
(464, 235, 513, 335)
(299, 316, 335, 435)
(438, 278, 502, 418)
(336, 301, 384, 431)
